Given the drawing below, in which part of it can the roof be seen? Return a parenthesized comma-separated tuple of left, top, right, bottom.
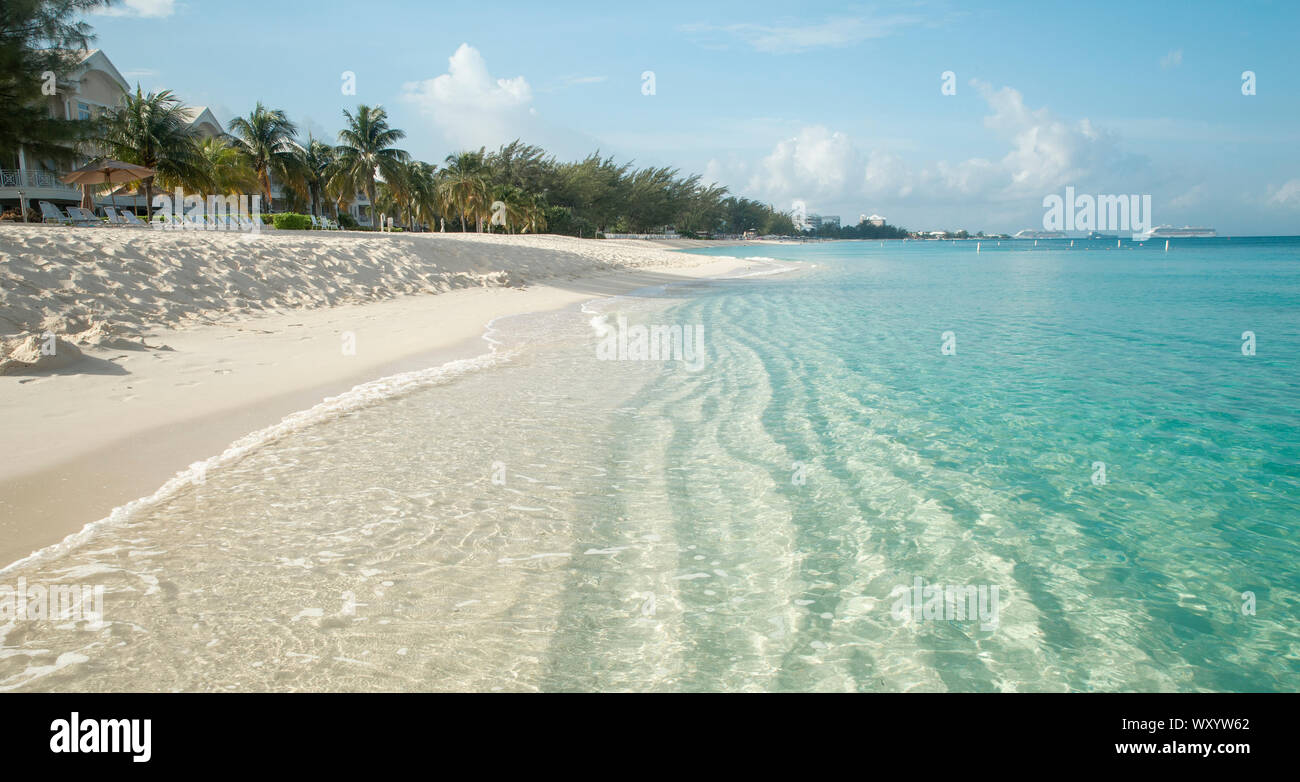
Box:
(69, 49, 130, 93)
(178, 106, 225, 135)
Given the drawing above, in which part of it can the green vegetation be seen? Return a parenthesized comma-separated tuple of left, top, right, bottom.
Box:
(98, 88, 211, 211)
(270, 212, 312, 230)
(807, 219, 910, 240)
(11, 0, 799, 237)
(0, 0, 110, 166)
(94, 95, 800, 236)
(226, 102, 303, 212)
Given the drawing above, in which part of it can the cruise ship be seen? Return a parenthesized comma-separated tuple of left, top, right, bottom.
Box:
(1132, 225, 1217, 241)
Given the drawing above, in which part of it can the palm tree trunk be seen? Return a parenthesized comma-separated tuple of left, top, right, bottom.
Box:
(261, 170, 273, 213)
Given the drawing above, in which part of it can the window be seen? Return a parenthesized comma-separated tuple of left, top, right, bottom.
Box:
(77, 102, 91, 121)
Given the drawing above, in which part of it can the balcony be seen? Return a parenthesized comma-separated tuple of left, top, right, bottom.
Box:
(0, 169, 82, 203)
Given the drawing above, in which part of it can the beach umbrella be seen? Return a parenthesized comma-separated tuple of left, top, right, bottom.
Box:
(62, 160, 156, 215)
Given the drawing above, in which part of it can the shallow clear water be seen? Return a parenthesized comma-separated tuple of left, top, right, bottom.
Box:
(2, 238, 1298, 691)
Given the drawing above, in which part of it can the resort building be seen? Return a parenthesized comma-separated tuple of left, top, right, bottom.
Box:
(2, 49, 373, 224)
(1, 49, 129, 212)
(806, 214, 840, 230)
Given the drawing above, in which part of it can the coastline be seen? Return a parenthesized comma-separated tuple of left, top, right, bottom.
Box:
(0, 229, 769, 568)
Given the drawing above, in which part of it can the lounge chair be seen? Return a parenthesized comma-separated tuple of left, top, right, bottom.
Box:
(104, 206, 129, 225)
(66, 206, 99, 226)
(39, 201, 73, 225)
(120, 210, 148, 228)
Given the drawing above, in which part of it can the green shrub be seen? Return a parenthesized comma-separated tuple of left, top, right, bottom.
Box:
(336, 212, 359, 230)
(272, 213, 313, 230)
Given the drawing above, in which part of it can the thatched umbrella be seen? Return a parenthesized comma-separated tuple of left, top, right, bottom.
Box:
(62, 160, 157, 216)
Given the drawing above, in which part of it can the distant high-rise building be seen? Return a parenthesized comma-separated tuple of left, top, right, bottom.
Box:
(865, 214, 887, 227)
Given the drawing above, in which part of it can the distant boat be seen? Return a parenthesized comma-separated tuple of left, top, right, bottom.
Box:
(1013, 229, 1067, 239)
(1132, 225, 1217, 241)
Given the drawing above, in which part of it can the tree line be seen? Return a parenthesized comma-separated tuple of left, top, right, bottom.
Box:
(4, 1, 915, 238)
(2, 1, 803, 236)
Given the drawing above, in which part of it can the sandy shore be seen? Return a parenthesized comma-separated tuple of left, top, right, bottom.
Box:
(0, 226, 766, 567)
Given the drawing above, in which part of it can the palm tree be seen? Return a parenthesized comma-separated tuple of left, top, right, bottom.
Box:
(332, 105, 409, 228)
(98, 87, 210, 212)
(488, 184, 529, 233)
(438, 150, 492, 231)
(521, 194, 548, 234)
(402, 160, 438, 230)
(227, 102, 303, 211)
(198, 136, 258, 196)
(300, 136, 336, 218)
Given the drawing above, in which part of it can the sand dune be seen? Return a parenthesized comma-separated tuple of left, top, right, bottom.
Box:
(0, 225, 765, 566)
(0, 227, 703, 370)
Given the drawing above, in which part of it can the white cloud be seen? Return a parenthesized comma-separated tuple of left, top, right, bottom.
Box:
(1269, 179, 1300, 207)
(863, 151, 913, 198)
(682, 14, 922, 54)
(1169, 183, 1209, 209)
(970, 80, 1109, 197)
(399, 44, 601, 159)
(747, 126, 864, 204)
(708, 82, 1135, 224)
(97, 0, 176, 18)
(400, 44, 535, 151)
(1160, 49, 1183, 69)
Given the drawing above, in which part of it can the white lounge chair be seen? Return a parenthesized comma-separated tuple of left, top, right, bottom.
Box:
(121, 210, 148, 227)
(39, 201, 72, 224)
(104, 206, 129, 225)
(66, 206, 99, 226)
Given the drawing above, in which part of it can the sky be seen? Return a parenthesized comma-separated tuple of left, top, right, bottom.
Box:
(86, 0, 1300, 235)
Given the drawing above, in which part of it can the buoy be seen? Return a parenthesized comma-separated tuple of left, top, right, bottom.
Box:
(1165, 239, 1170, 252)
(976, 242, 981, 253)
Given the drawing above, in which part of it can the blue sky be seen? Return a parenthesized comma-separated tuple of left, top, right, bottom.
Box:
(89, 0, 1300, 234)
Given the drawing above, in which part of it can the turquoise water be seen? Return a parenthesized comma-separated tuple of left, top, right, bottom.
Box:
(2, 238, 1297, 691)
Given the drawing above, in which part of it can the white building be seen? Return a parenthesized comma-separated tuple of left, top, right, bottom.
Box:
(3, 49, 374, 225)
(1, 50, 129, 211)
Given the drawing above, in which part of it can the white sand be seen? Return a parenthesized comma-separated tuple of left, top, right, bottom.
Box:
(0, 225, 766, 566)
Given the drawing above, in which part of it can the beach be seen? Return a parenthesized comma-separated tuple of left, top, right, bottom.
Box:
(0, 233, 1295, 693)
(0, 226, 766, 568)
